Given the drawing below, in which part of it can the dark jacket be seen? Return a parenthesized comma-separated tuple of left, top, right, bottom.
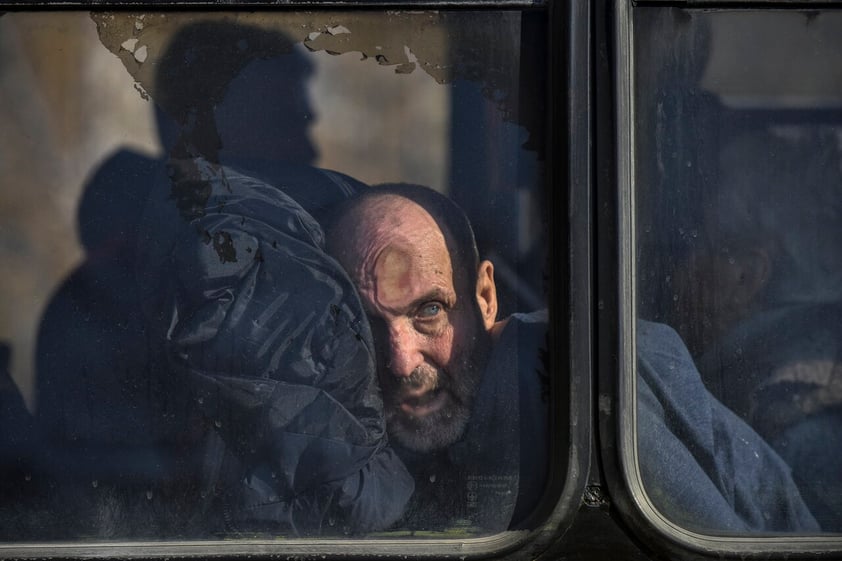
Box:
(136, 158, 413, 535)
(36, 153, 413, 537)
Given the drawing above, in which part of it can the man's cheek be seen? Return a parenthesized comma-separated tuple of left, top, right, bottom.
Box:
(445, 311, 477, 362)
(427, 324, 457, 368)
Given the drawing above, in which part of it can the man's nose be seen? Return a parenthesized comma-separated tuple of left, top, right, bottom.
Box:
(387, 324, 424, 379)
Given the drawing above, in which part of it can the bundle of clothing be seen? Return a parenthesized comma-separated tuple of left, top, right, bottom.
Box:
(34, 153, 412, 538)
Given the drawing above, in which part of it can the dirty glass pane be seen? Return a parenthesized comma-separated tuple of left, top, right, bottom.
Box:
(634, 7, 842, 534)
(0, 10, 549, 541)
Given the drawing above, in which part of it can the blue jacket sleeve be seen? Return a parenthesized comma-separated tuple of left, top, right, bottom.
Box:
(636, 320, 819, 533)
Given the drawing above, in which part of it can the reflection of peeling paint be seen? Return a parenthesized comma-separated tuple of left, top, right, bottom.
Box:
(133, 82, 150, 101)
(92, 11, 506, 88)
(91, 11, 533, 134)
(121, 37, 147, 62)
(395, 45, 417, 74)
(304, 27, 426, 78)
(120, 37, 138, 52)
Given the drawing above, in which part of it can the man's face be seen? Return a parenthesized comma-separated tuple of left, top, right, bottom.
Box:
(333, 197, 491, 452)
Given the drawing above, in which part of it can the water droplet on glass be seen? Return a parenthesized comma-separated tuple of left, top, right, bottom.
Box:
(146, 490, 153, 500)
(92, 480, 99, 488)
(429, 474, 437, 483)
(214, 420, 222, 428)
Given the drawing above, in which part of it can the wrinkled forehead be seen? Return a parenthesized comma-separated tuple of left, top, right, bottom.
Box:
(334, 195, 452, 277)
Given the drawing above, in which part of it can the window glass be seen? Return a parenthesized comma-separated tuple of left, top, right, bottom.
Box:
(0, 10, 550, 541)
(634, 7, 842, 534)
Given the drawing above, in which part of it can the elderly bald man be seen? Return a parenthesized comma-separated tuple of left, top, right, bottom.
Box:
(326, 182, 819, 534)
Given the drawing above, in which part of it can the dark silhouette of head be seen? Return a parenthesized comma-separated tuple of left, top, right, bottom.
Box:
(154, 20, 317, 165)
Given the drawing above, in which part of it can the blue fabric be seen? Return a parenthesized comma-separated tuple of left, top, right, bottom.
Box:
(393, 314, 818, 533)
(637, 320, 819, 533)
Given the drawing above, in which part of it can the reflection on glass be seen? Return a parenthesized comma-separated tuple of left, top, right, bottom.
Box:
(635, 7, 842, 533)
(0, 11, 548, 541)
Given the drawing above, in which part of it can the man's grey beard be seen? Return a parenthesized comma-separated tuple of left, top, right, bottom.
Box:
(383, 352, 483, 453)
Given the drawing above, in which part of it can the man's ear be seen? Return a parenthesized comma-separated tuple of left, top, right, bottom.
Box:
(475, 260, 498, 331)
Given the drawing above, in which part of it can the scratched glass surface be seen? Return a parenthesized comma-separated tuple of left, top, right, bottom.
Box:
(0, 11, 549, 541)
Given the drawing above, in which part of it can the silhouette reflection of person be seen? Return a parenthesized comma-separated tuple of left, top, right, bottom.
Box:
(153, 20, 318, 167)
(35, 20, 411, 538)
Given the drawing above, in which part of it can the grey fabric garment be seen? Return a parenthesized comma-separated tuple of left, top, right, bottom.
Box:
(637, 320, 819, 533)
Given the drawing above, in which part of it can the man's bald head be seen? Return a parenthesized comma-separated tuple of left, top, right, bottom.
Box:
(327, 184, 481, 294)
(325, 184, 497, 452)
(329, 195, 452, 314)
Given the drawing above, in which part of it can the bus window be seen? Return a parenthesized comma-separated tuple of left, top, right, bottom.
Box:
(632, 5, 842, 535)
(0, 9, 554, 546)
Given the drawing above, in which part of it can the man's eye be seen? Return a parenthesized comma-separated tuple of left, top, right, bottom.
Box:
(417, 302, 443, 319)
